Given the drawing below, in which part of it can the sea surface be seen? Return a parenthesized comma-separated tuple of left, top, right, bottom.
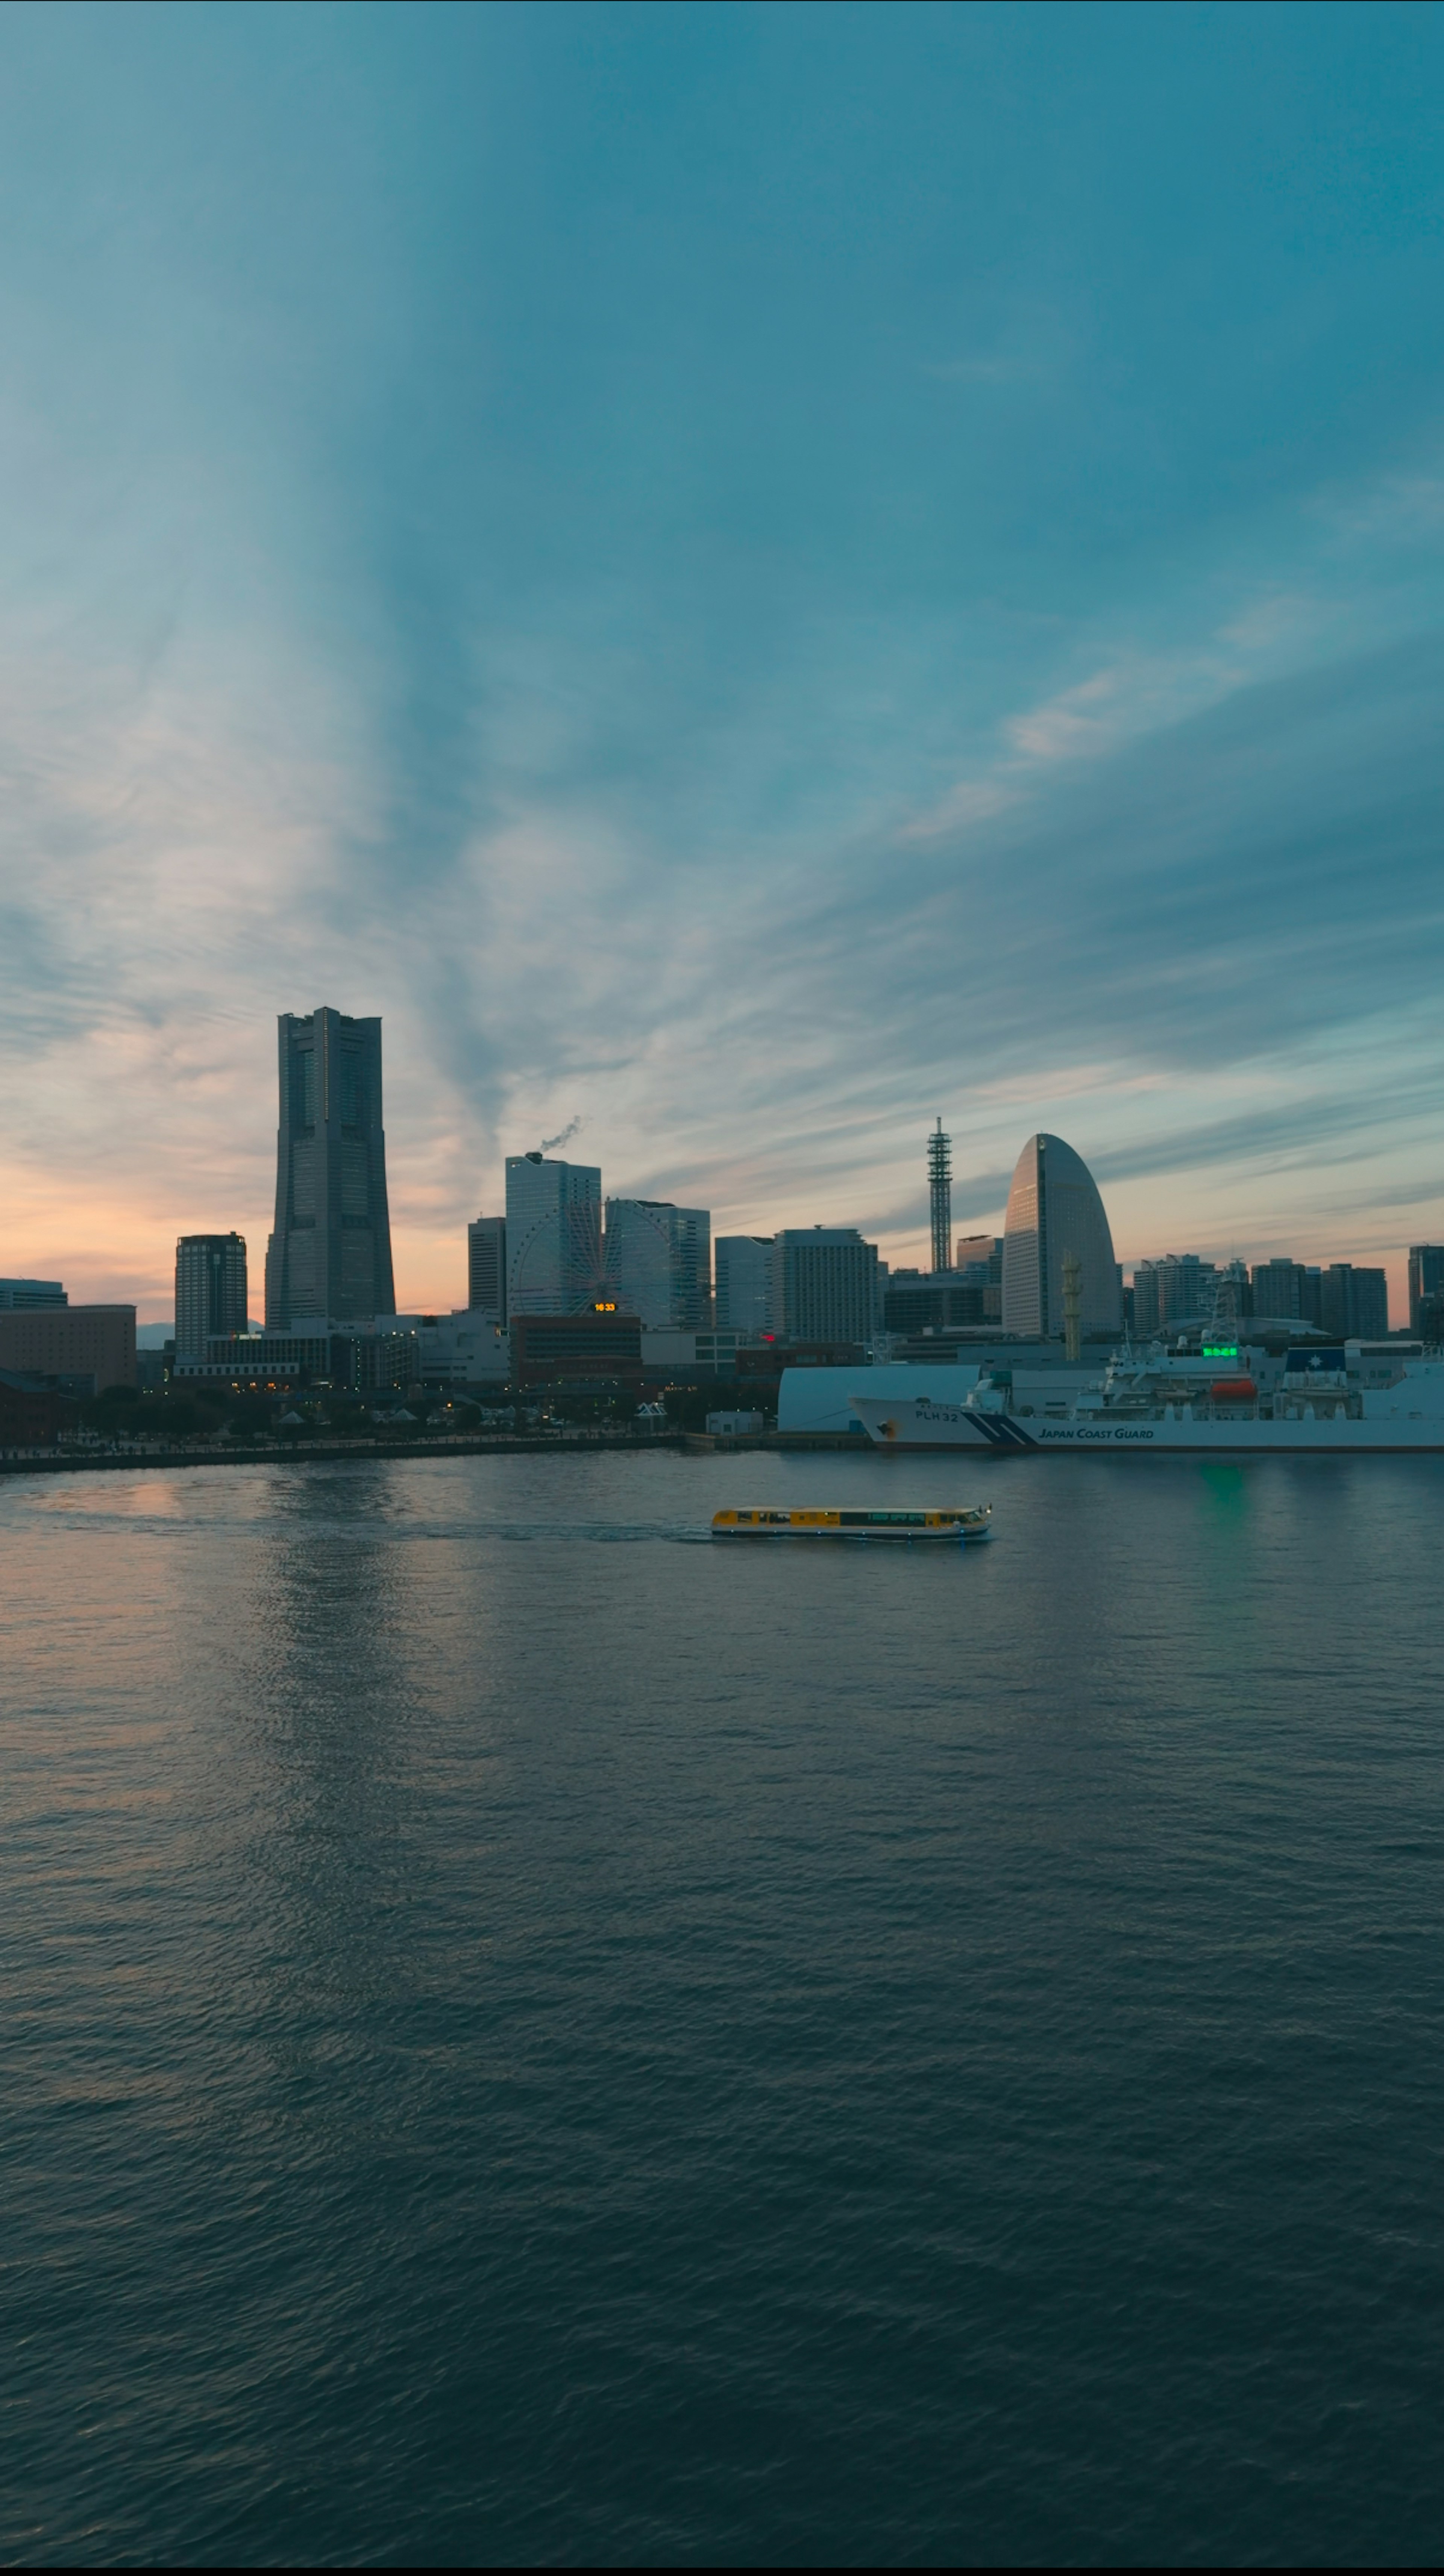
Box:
(3, 1446, 1443, 2567)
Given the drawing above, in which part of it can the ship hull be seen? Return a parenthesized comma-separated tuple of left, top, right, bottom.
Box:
(850, 1398, 1444, 1455)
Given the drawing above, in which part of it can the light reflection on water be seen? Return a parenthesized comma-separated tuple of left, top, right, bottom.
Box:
(4, 1447, 1444, 2565)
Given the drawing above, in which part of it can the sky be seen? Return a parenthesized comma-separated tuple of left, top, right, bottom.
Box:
(3, 0, 1443, 1321)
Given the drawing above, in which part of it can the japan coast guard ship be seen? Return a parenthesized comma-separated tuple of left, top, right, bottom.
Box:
(849, 1337, 1444, 1456)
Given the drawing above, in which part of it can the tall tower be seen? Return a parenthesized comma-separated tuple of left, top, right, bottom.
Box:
(928, 1118, 953, 1276)
(1001, 1133, 1121, 1340)
(264, 1009, 396, 1327)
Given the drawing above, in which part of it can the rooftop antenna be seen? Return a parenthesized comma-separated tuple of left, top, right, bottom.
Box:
(928, 1117, 953, 1276)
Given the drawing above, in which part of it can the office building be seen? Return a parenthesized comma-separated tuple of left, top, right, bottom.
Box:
(175, 1234, 248, 1365)
(772, 1229, 881, 1344)
(0, 1306, 135, 1392)
(0, 1279, 67, 1310)
(604, 1199, 711, 1329)
(265, 1008, 396, 1327)
(1321, 1264, 1389, 1342)
(1001, 1135, 1121, 1339)
(505, 1152, 603, 1315)
(714, 1236, 774, 1335)
(1408, 1246, 1444, 1336)
(467, 1215, 507, 1320)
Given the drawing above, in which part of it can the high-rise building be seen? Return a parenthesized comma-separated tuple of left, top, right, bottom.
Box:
(1139, 1255, 1219, 1330)
(715, 1236, 774, 1335)
(604, 1200, 711, 1329)
(467, 1215, 507, 1320)
(265, 1009, 396, 1327)
(928, 1120, 952, 1276)
(505, 1153, 603, 1315)
(1001, 1135, 1121, 1339)
(0, 1279, 67, 1310)
(1408, 1247, 1444, 1336)
(772, 1229, 880, 1344)
(1251, 1258, 1304, 1321)
(175, 1234, 248, 1364)
(1321, 1264, 1388, 1341)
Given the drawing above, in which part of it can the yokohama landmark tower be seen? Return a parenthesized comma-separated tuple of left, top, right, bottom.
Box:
(265, 1007, 397, 1327)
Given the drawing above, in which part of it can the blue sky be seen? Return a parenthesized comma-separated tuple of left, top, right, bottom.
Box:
(2, 0, 1442, 1314)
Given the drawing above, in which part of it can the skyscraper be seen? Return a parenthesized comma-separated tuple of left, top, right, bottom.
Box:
(604, 1200, 711, 1328)
(505, 1153, 603, 1315)
(175, 1234, 248, 1364)
(1321, 1264, 1389, 1341)
(467, 1215, 507, 1320)
(771, 1229, 880, 1343)
(1000, 1134, 1121, 1340)
(1251, 1258, 1303, 1321)
(715, 1236, 774, 1335)
(264, 1009, 396, 1327)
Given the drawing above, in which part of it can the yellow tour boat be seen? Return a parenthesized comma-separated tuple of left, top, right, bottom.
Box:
(711, 1505, 991, 1543)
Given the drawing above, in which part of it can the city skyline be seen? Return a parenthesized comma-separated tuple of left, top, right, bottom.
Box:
(2, 1049, 1431, 1326)
(3, 8, 1443, 1319)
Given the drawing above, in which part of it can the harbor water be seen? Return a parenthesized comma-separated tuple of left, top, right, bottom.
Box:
(5, 1447, 1444, 2564)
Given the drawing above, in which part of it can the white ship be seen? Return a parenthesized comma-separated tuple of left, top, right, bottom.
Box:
(850, 1337, 1444, 1455)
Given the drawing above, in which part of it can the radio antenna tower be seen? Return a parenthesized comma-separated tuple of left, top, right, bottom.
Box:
(928, 1117, 953, 1276)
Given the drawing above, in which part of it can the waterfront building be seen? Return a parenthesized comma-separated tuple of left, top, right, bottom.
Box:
(264, 1008, 396, 1327)
(0, 1370, 69, 1445)
(1408, 1246, 1444, 1336)
(177, 1330, 334, 1391)
(510, 1308, 643, 1389)
(604, 1199, 711, 1329)
(373, 1312, 510, 1389)
(714, 1236, 774, 1335)
(1001, 1136, 1121, 1340)
(0, 1279, 67, 1310)
(505, 1152, 603, 1315)
(639, 1328, 745, 1378)
(771, 1229, 881, 1344)
(175, 1234, 247, 1365)
(0, 1305, 135, 1392)
(467, 1215, 507, 1320)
